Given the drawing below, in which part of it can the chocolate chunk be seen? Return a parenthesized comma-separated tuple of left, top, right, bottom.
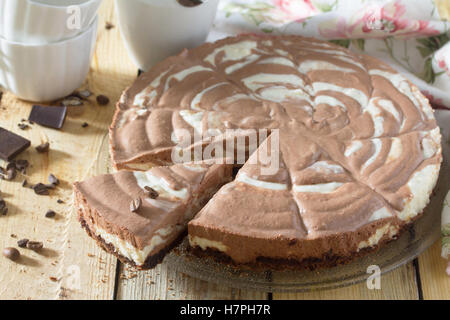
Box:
(45, 210, 56, 218)
(62, 97, 83, 107)
(35, 142, 50, 153)
(96, 95, 110, 106)
(18, 123, 29, 130)
(105, 22, 115, 30)
(0, 199, 7, 215)
(0, 127, 31, 161)
(3, 247, 20, 261)
(48, 174, 60, 186)
(28, 105, 67, 129)
(32, 183, 50, 196)
(144, 186, 159, 199)
(130, 198, 141, 213)
(17, 239, 29, 248)
(177, 0, 203, 7)
(26, 241, 43, 250)
(15, 159, 29, 171)
(81, 122, 89, 128)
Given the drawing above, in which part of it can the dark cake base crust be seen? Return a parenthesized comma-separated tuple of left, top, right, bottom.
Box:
(78, 213, 186, 270)
(188, 221, 415, 272)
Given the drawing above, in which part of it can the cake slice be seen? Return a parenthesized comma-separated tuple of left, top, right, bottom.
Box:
(74, 162, 233, 269)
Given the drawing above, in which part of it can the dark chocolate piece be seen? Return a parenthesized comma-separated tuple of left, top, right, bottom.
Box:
(28, 105, 67, 129)
(35, 142, 50, 153)
(0, 127, 31, 161)
(17, 239, 29, 248)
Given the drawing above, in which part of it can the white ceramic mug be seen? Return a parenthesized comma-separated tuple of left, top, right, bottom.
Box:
(0, 0, 102, 44)
(0, 17, 98, 102)
(115, 0, 219, 71)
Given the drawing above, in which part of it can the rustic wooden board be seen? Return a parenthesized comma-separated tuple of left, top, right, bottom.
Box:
(0, 0, 448, 300)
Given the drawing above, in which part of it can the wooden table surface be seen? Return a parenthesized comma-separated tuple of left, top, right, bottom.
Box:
(0, 0, 449, 300)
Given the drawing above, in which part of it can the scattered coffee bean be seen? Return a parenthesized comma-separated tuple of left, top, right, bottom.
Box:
(130, 198, 141, 213)
(144, 186, 159, 199)
(35, 142, 50, 153)
(10, 234, 17, 238)
(32, 183, 50, 196)
(81, 122, 89, 128)
(18, 123, 29, 130)
(105, 22, 115, 30)
(48, 173, 60, 186)
(57, 199, 64, 204)
(3, 247, 20, 261)
(96, 94, 110, 106)
(26, 241, 43, 250)
(17, 239, 29, 248)
(45, 210, 56, 218)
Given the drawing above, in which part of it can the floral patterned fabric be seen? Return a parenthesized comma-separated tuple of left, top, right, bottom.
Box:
(207, 0, 450, 269)
(208, 0, 450, 109)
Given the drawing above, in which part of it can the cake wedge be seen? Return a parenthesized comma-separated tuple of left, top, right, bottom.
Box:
(74, 162, 233, 269)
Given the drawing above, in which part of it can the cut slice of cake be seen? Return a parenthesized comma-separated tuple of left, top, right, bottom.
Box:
(74, 162, 233, 269)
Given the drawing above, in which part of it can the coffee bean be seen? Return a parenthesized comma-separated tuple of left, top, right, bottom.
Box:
(57, 199, 64, 204)
(48, 174, 59, 186)
(26, 241, 43, 250)
(35, 142, 50, 153)
(45, 210, 56, 218)
(81, 122, 89, 128)
(96, 94, 110, 106)
(17, 239, 29, 248)
(144, 186, 159, 199)
(3, 247, 20, 261)
(105, 22, 114, 30)
(130, 198, 141, 213)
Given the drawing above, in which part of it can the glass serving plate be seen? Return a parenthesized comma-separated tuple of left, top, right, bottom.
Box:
(165, 160, 449, 292)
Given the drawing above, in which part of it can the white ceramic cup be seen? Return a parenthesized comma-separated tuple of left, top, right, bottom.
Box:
(115, 0, 219, 71)
(0, 17, 98, 102)
(0, 0, 102, 44)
